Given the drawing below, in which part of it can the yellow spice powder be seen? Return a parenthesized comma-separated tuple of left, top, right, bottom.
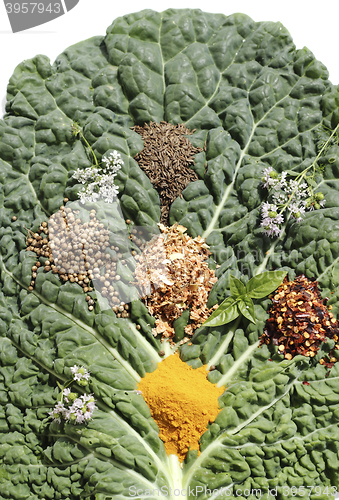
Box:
(138, 353, 224, 461)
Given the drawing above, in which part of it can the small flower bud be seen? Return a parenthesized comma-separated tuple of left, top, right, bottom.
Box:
(295, 211, 301, 219)
(78, 379, 88, 386)
(314, 202, 321, 210)
(68, 392, 78, 402)
(268, 210, 278, 218)
(269, 170, 278, 179)
(315, 192, 324, 201)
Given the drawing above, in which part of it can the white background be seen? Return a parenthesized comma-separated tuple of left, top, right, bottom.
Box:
(0, 0, 339, 117)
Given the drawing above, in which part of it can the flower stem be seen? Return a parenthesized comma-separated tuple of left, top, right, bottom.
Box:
(72, 122, 99, 166)
(314, 122, 339, 164)
(277, 122, 339, 215)
(81, 134, 99, 167)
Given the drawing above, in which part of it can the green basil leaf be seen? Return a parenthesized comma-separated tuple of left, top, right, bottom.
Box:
(229, 275, 246, 298)
(245, 271, 287, 299)
(237, 296, 256, 323)
(203, 296, 239, 327)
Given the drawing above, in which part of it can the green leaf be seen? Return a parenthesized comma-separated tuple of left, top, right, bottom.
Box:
(203, 296, 240, 327)
(237, 296, 256, 323)
(1, 8, 339, 499)
(229, 274, 246, 297)
(173, 308, 190, 341)
(245, 271, 287, 299)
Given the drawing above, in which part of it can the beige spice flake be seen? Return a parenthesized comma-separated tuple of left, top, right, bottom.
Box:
(134, 223, 218, 344)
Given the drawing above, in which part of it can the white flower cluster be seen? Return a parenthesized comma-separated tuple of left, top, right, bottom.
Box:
(260, 167, 326, 238)
(49, 365, 97, 425)
(72, 150, 123, 204)
(260, 202, 284, 237)
(70, 364, 91, 386)
(49, 392, 97, 425)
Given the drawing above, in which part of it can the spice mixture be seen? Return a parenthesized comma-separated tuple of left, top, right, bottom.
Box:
(261, 274, 339, 363)
(25, 202, 130, 318)
(138, 353, 224, 461)
(132, 121, 201, 224)
(134, 223, 218, 343)
(25, 205, 217, 333)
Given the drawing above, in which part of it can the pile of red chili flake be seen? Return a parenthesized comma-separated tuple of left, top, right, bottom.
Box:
(260, 274, 339, 364)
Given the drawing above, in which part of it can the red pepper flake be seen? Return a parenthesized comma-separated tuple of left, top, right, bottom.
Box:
(302, 381, 310, 386)
(260, 274, 339, 363)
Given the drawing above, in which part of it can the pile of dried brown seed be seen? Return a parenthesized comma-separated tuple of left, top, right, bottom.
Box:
(25, 203, 131, 317)
(132, 121, 202, 225)
(133, 223, 218, 344)
(261, 274, 339, 361)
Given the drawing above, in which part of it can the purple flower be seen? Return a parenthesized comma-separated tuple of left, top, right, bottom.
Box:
(260, 203, 284, 237)
(70, 365, 91, 383)
(262, 167, 279, 188)
(49, 401, 67, 423)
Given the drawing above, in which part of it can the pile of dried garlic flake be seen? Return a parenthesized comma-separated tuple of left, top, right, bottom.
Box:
(134, 223, 218, 344)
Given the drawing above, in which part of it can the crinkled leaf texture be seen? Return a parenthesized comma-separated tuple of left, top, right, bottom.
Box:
(1, 8, 339, 500)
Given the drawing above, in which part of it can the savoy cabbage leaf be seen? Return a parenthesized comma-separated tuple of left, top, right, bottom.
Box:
(1, 8, 339, 500)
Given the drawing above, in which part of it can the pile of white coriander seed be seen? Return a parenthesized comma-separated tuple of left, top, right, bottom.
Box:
(25, 201, 131, 317)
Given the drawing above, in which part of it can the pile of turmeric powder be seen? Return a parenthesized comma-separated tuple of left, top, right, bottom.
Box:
(138, 353, 224, 461)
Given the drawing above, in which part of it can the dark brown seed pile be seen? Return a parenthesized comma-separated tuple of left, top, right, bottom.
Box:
(132, 121, 202, 224)
(261, 274, 339, 362)
(25, 203, 131, 318)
